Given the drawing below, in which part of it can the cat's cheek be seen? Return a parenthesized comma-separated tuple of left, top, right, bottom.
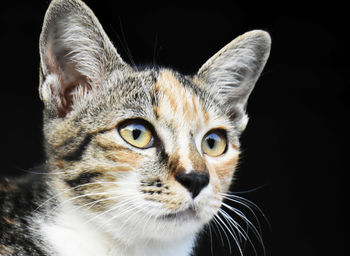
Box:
(205, 153, 239, 193)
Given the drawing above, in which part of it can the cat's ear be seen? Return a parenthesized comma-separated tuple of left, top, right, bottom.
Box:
(196, 30, 271, 131)
(39, 0, 130, 117)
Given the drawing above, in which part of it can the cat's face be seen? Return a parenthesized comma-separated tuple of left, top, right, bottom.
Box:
(39, 0, 270, 243)
(44, 67, 240, 241)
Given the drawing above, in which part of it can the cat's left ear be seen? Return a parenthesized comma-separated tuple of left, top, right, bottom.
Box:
(39, 0, 130, 118)
(196, 30, 271, 131)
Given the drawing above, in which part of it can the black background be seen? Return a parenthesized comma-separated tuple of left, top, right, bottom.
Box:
(1, 1, 348, 255)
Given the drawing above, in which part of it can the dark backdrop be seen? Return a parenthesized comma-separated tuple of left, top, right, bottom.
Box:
(1, 1, 348, 255)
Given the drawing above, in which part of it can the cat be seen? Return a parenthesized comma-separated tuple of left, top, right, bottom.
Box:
(0, 0, 271, 255)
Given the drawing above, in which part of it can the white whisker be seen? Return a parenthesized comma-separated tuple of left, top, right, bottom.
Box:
(97, 198, 148, 232)
(221, 191, 270, 228)
(209, 219, 223, 247)
(218, 208, 248, 241)
(207, 223, 214, 256)
(218, 191, 268, 255)
(34, 181, 140, 212)
(221, 202, 264, 248)
(216, 212, 244, 256)
(222, 195, 263, 231)
(141, 204, 156, 236)
(43, 191, 121, 218)
(219, 208, 260, 256)
(212, 215, 233, 255)
(83, 195, 141, 227)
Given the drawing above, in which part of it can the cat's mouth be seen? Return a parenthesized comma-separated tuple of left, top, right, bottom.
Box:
(161, 206, 197, 221)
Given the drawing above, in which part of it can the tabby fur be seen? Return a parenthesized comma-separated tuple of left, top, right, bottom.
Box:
(0, 0, 271, 255)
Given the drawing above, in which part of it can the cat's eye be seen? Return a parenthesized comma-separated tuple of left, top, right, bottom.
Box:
(118, 121, 153, 149)
(201, 130, 227, 157)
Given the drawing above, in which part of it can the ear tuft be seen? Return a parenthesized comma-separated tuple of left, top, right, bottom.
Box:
(196, 30, 271, 126)
(39, 0, 129, 117)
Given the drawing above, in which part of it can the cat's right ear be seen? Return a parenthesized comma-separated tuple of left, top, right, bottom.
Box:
(196, 30, 271, 132)
(39, 0, 130, 118)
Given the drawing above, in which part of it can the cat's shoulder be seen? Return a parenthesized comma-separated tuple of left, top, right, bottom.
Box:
(0, 173, 50, 214)
(0, 174, 50, 256)
(0, 174, 41, 196)
(0, 176, 23, 204)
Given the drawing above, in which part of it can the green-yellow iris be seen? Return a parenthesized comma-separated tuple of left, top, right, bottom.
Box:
(119, 122, 153, 148)
(202, 130, 227, 157)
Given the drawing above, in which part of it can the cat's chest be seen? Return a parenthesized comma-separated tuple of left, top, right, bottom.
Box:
(39, 206, 111, 256)
(38, 204, 194, 256)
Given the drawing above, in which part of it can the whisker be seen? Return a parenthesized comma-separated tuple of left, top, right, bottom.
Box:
(221, 202, 264, 248)
(210, 217, 225, 247)
(209, 220, 224, 248)
(219, 192, 268, 255)
(212, 215, 233, 255)
(57, 192, 128, 211)
(141, 204, 157, 236)
(83, 195, 141, 227)
(221, 192, 271, 231)
(228, 185, 268, 194)
(217, 213, 245, 256)
(221, 193, 265, 236)
(114, 17, 137, 69)
(73, 195, 124, 211)
(207, 223, 214, 256)
(219, 208, 260, 256)
(97, 199, 148, 232)
(218, 208, 247, 241)
(34, 181, 140, 212)
(42, 191, 120, 218)
(12, 165, 65, 175)
(116, 202, 149, 231)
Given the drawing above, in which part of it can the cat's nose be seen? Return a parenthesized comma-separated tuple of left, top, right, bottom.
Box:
(175, 171, 210, 198)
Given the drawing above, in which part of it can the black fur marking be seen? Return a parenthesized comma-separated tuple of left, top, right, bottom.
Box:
(157, 149, 169, 167)
(62, 134, 93, 161)
(0, 173, 53, 255)
(65, 172, 101, 189)
(173, 71, 208, 101)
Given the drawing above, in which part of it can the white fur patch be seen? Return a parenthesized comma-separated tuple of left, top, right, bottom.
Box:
(39, 204, 111, 256)
(38, 202, 198, 256)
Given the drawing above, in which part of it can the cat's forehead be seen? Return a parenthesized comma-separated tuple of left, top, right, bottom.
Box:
(150, 69, 226, 133)
(154, 70, 204, 125)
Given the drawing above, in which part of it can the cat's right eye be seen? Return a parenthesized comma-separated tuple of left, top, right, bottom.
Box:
(118, 120, 154, 149)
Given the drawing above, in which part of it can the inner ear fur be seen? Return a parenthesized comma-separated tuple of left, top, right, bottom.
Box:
(39, 0, 129, 117)
(196, 30, 271, 126)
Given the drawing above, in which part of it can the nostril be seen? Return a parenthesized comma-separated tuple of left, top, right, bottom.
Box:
(175, 171, 210, 198)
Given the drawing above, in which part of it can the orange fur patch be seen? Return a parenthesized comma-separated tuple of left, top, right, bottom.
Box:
(231, 142, 239, 151)
(95, 135, 143, 169)
(215, 155, 239, 181)
(154, 69, 207, 127)
(188, 144, 207, 172)
(2, 217, 18, 226)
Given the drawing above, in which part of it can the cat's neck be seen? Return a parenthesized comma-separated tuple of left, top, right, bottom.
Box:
(38, 200, 196, 256)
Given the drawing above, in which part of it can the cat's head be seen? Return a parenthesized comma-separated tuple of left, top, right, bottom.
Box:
(39, 0, 270, 244)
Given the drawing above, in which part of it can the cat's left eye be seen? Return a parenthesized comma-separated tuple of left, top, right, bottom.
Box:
(118, 121, 154, 149)
(201, 130, 227, 157)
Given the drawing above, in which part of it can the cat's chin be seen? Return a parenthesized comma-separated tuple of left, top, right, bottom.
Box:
(140, 207, 216, 242)
(161, 206, 197, 221)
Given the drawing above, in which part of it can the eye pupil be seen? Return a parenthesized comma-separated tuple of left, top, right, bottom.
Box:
(132, 129, 141, 140)
(207, 138, 216, 149)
